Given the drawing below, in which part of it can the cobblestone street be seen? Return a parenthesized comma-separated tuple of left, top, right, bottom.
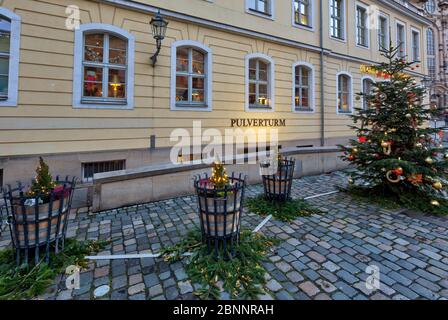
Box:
(1, 171, 447, 300)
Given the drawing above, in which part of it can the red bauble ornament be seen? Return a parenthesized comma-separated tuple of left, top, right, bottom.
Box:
(394, 168, 404, 175)
(348, 155, 355, 161)
(358, 136, 367, 143)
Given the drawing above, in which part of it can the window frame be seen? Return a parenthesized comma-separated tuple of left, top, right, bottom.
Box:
(355, 2, 370, 49)
(361, 76, 375, 110)
(396, 20, 407, 59)
(245, 53, 275, 112)
(427, 28, 436, 79)
(0, 8, 21, 107)
(292, 0, 314, 31)
(329, 0, 346, 42)
(170, 40, 213, 112)
(378, 12, 390, 52)
(292, 61, 315, 113)
(73, 23, 135, 109)
(411, 27, 421, 62)
(336, 71, 353, 115)
(245, 0, 275, 20)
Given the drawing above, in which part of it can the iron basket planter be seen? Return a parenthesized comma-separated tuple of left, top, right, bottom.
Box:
(261, 157, 296, 202)
(194, 173, 246, 258)
(2, 177, 77, 265)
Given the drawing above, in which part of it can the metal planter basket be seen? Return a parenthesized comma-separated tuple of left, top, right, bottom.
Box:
(2, 177, 76, 265)
(194, 173, 246, 258)
(261, 157, 295, 202)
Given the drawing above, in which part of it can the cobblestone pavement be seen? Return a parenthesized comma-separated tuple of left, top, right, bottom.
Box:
(1, 171, 447, 300)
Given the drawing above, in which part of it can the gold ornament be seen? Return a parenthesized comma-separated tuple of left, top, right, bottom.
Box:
(433, 181, 443, 190)
(381, 141, 392, 155)
(381, 141, 390, 148)
(425, 157, 434, 165)
(348, 178, 354, 185)
(352, 148, 359, 153)
(431, 200, 440, 207)
(405, 113, 412, 119)
(386, 170, 401, 183)
(415, 142, 423, 148)
(445, 154, 448, 159)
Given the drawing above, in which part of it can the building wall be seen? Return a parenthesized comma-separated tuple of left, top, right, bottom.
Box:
(0, 0, 430, 186)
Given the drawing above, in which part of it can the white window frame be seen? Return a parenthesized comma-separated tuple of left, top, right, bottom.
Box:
(292, 61, 315, 113)
(378, 12, 390, 52)
(245, 53, 275, 112)
(361, 76, 375, 110)
(329, 0, 346, 42)
(336, 71, 353, 115)
(411, 27, 421, 62)
(73, 23, 135, 109)
(396, 20, 407, 59)
(0, 8, 21, 107)
(355, 2, 370, 49)
(245, 0, 275, 20)
(292, 0, 314, 31)
(170, 40, 212, 112)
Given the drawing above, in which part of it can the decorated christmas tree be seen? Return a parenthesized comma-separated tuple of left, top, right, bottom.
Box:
(340, 45, 448, 214)
(28, 157, 56, 198)
(210, 160, 229, 189)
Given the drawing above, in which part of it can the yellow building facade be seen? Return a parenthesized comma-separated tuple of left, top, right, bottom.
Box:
(0, 0, 432, 187)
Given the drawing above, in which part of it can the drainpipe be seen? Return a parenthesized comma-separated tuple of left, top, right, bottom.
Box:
(319, 0, 325, 146)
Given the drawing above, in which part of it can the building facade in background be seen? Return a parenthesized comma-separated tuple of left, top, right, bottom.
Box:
(410, 0, 448, 117)
(0, 0, 431, 192)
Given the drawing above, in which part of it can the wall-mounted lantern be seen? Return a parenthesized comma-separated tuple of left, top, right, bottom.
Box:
(150, 10, 168, 67)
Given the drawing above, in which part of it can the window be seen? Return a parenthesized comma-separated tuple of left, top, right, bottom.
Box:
(330, 0, 345, 40)
(396, 22, 406, 58)
(356, 3, 369, 47)
(245, 53, 275, 111)
(82, 160, 125, 182)
(246, 0, 273, 17)
(293, 62, 314, 112)
(337, 72, 352, 114)
(362, 77, 374, 109)
(293, 0, 312, 28)
(171, 40, 212, 111)
(378, 14, 389, 51)
(426, 0, 436, 14)
(427, 28, 436, 79)
(0, 8, 20, 107)
(73, 24, 135, 109)
(411, 29, 420, 62)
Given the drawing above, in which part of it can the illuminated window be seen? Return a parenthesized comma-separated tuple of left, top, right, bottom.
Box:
(294, 0, 312, 28)
(247, 55, 275, 110)
(362, 78, 375, 109)
(73, 24, 135, 109)
(293, 63, 314, 112)
(171, 40, 212, 111)
(337, 73, 352, 114)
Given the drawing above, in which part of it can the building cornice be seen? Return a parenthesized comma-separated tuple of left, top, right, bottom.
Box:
(377, 0, 432, 26)
(96, 0, 427, 78)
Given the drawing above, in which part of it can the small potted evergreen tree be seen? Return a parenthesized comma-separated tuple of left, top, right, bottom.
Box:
(2, 157, 76, 264)
(194, 161, 246, 257)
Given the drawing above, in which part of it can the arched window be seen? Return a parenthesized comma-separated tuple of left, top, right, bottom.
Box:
(427, 28, 436, 79)
(73, 24, 135, 109)
(337, 72, 353, 114)
(0, 8, 21, 107)
(362, 77, 375, 109)
(171, 40, 212, 111)
(245, 53, 275, 111)
(293, 62, 314, 112)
